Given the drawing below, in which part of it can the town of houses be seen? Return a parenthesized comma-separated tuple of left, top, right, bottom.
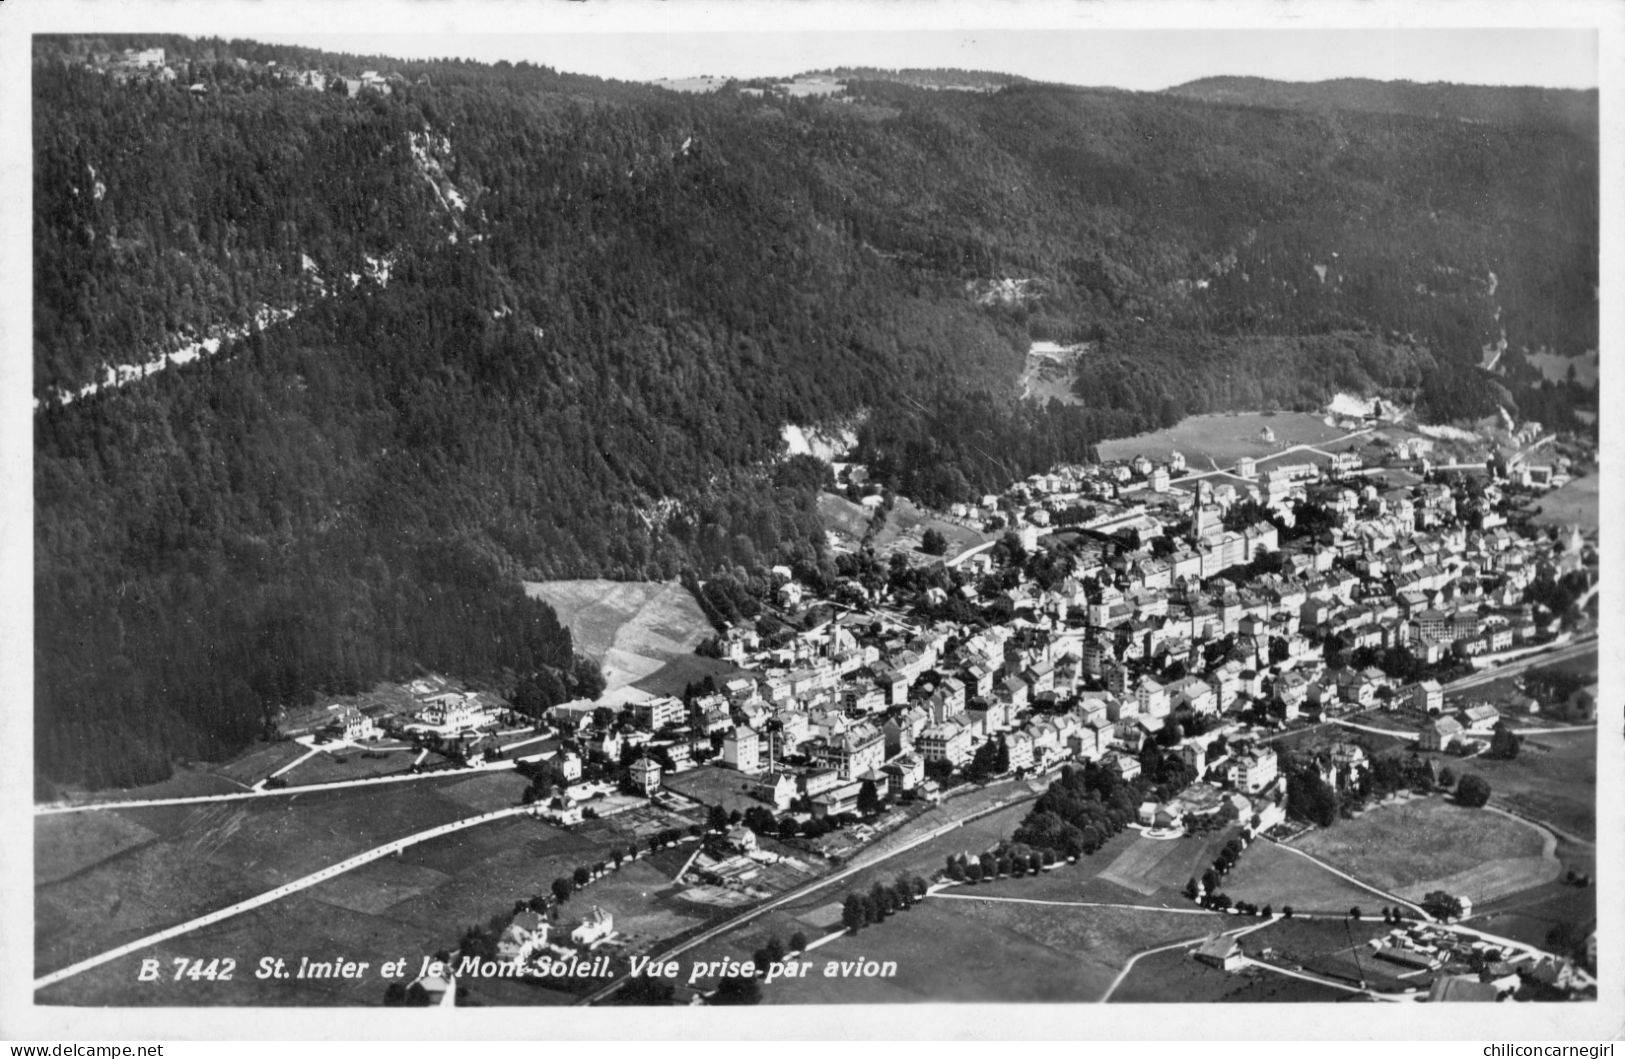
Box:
(77, 44, 408, 99)
(523, 427, 1595, 846)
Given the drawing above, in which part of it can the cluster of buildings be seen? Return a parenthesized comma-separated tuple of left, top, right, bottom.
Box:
(69, 45, 409, 99)
(543, 427, 1587, 839)
(316, 680, 505, 745)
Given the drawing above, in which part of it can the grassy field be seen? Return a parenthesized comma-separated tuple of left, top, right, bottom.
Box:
(1272, 724, 1413, 759)
(1524, 349, 1598, 387)
(36, 805, 659, 1007)
(629, 653, 746, 699)
(206, 741, 313, 786)
(1472, 729, 1596, 840)
(277, 748, 435, 786)
(676, 801, 1246, 1003)
(35, 811, 159, 886)
(739, 897, 1224, 1004)
(818, 492, 988, 558)
(1293, 797, 1555, 902)
(873, 496, 988, 555)
(1099, 830, 1238, 897)
(660, 766, 770, 816)
(1530, 474, 1599, 535)
(522, 579, 714, 693)
(966, 833, 1192, 909)
(35, 774, 531, 987)
(1241, 915, 1394, 963)
(1532, 646, 1601, 683)
(1221, 840, 1389, 914)
(1097, 412, 1357, 469)
(48, 765, 246, 808)
(1467, 836, 1595, 953)
(816, 491, 877, 542)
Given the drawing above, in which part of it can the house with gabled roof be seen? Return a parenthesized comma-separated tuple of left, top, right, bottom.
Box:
(1193, 935, 1244, 971)
(1419, 715, 1463, 752)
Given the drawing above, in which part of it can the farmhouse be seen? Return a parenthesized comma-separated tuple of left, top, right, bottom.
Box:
(1193, 935, 1244, 971)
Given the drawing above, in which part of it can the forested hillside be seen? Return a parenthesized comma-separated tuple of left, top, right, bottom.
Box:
(34, 36, 1597, 789)
(1167, 76, 1599, 137)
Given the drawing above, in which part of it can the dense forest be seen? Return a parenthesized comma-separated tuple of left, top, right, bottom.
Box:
(34, 36, 1597, 789)
(1167, 76, 1599, 136)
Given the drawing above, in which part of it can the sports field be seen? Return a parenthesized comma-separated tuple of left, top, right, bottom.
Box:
(523, 579, 715, 692)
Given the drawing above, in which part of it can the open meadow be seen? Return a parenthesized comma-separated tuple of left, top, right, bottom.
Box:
(1467, 835, 1595, 954)
(1291, 796, 1556, 903)
(36, 771, 529, 989)
(1273, 724, 1412, 758)
(1471, 729, 1596, 841)
(1530, 474, 1600, 535)
(756, 897, 1224, 1004)
(1097, 829, 1242, 897)
(661, 766, 772, 817)
(674, 803, 1271, 1003)
(817, 492, 988, 558)
(1220, 839, 1391, 914)
(1097, 412, 1359, 469)
(34, 795, 691, 1007)
(523, 579, 715, 693)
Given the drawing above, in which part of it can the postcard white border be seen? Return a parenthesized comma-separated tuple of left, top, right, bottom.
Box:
(2, 0, 1619, 1043)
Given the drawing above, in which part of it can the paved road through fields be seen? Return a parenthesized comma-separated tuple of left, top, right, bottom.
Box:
(33, 805, 535, 993)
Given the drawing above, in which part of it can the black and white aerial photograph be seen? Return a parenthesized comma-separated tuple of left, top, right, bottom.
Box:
(7, 0, 1620, 1043)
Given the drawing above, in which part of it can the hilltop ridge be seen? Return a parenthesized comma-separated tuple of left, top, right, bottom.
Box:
(33, 36, 1598, 788)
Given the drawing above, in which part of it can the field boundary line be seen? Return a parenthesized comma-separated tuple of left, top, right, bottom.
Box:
(930, 891, 1217, 915)
(251, 745, 323, 790)
(1483, 800, 1594, 850)
(1268, 842, 1427, 916)
(37, 758, 523, 815)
